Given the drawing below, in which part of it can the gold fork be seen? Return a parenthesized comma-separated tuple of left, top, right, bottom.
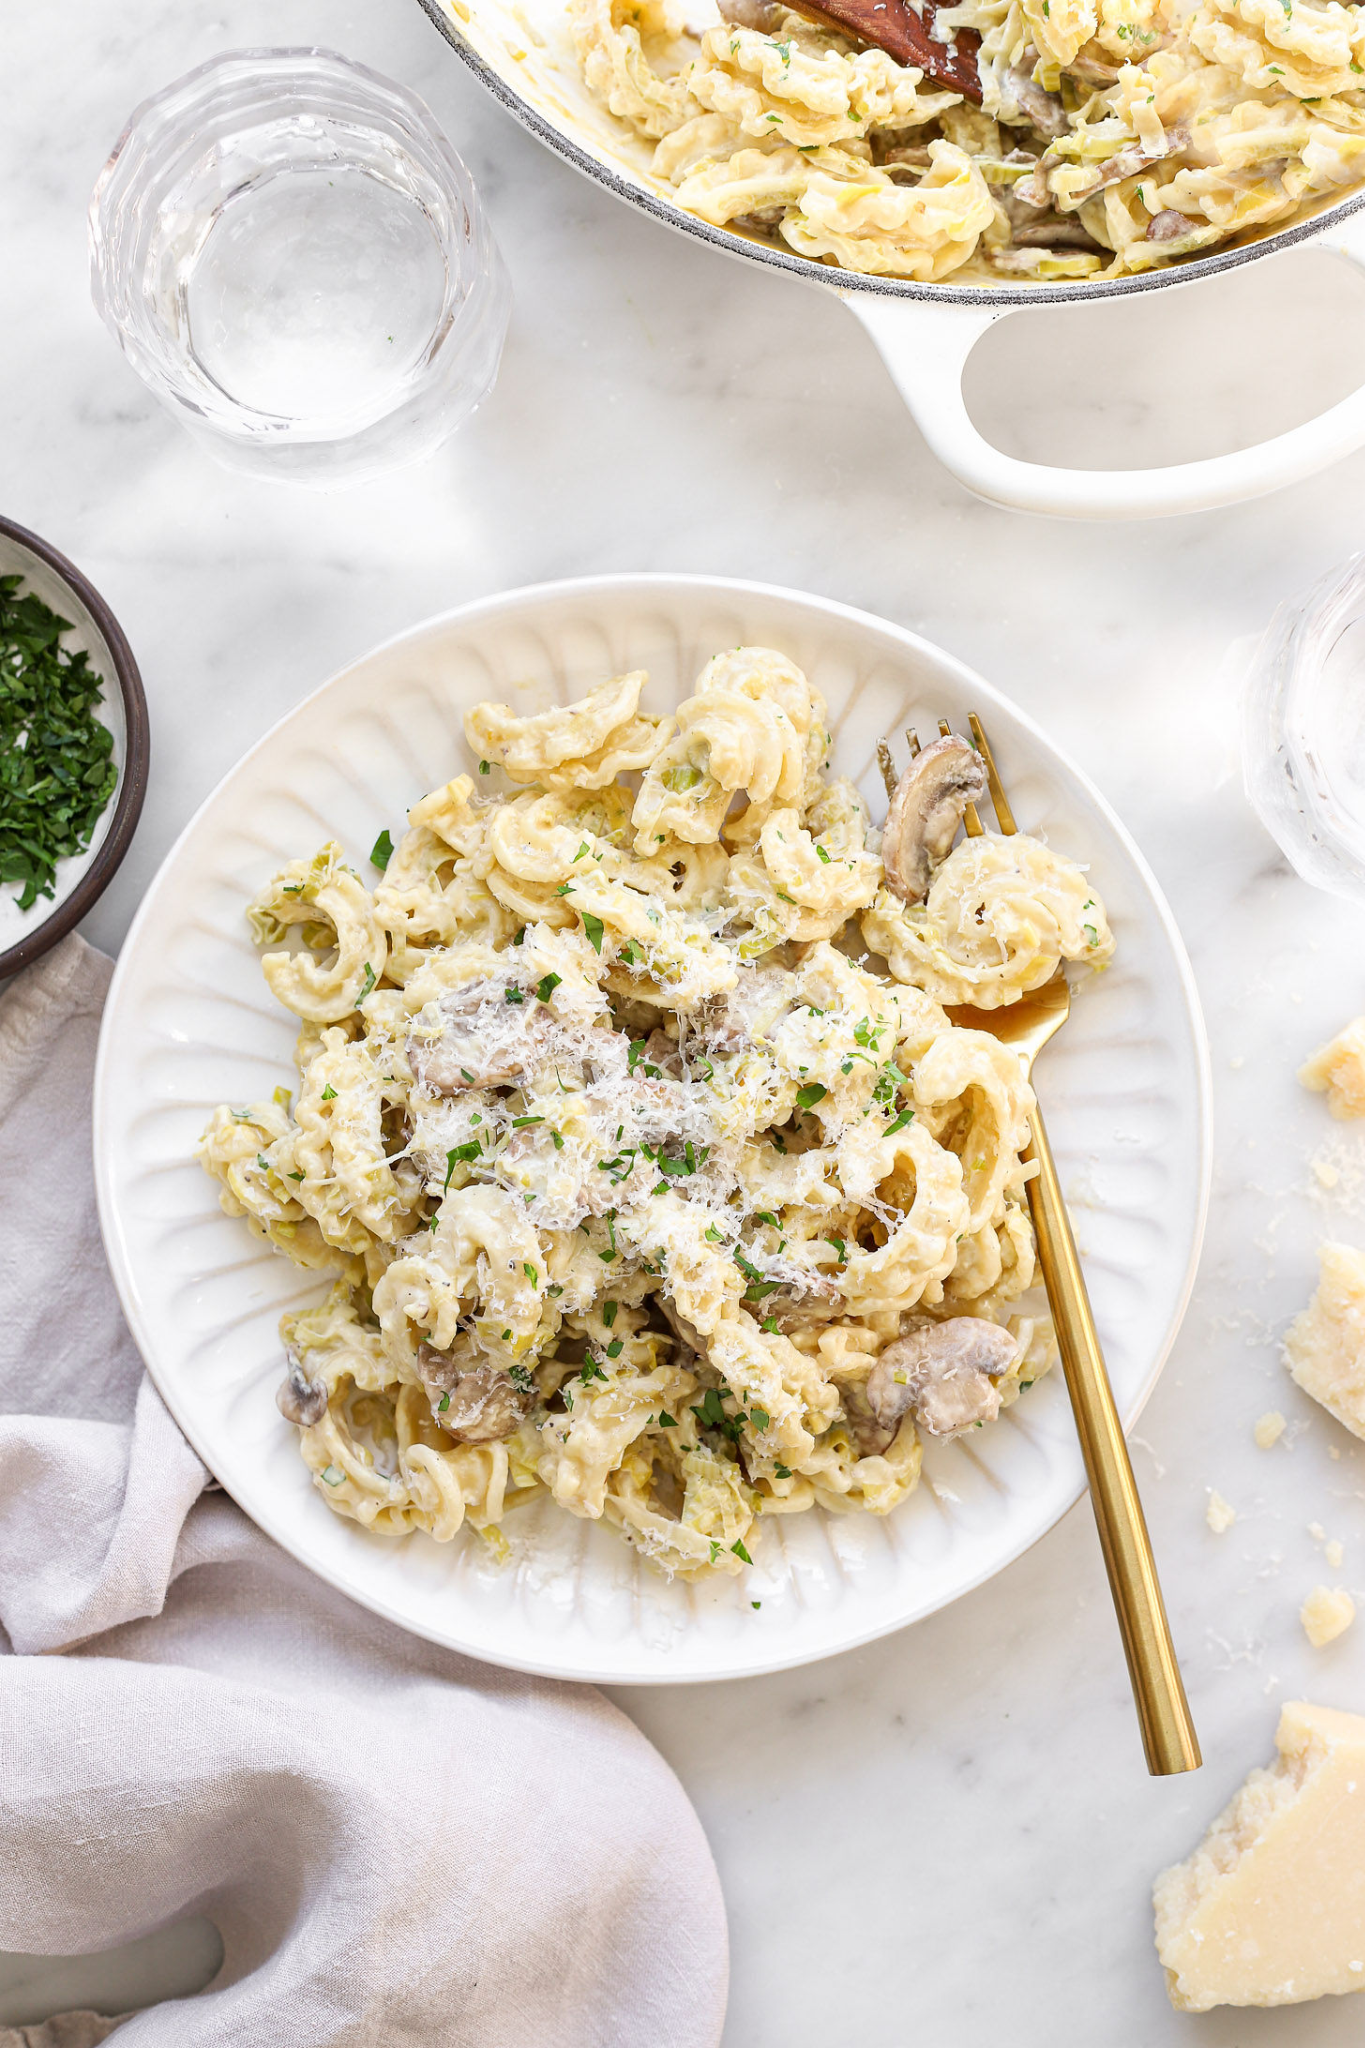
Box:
(886, 715, 1201, 1778)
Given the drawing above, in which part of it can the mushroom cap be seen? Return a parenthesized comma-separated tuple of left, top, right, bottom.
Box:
(866, 1317, 1019, 1440)
(881, 735, 987, 906)
(418, 1342, 530, 1443)
(277, 1350, 328, 1427)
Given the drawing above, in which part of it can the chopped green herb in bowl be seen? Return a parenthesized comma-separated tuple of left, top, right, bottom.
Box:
(0, 574, 119, 912)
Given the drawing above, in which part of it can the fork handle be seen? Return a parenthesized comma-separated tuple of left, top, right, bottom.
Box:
(1024, 1107, 1201, 1777)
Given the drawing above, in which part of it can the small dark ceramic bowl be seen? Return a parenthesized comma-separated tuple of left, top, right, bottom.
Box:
(0, 516, 149, 978)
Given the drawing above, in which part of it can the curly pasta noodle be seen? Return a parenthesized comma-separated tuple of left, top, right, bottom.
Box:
(571, 0, 1365, 282)
(198, 648, 1111, 1581)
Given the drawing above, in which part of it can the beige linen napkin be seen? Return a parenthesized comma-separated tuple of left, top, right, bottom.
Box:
(0, 938, 728, 2048)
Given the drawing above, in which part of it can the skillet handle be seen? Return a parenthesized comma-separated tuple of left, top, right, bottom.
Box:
(840, 214, 1365, 521)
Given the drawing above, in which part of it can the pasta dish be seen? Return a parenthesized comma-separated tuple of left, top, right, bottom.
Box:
(198, 648, 1112, 1580)
(571, 0, 1365, 281)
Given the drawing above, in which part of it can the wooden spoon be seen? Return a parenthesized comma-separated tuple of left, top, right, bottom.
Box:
(784, 0, 982, 98)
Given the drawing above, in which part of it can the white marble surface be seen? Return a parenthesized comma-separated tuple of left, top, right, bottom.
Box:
(8, 3, 1365, 2041)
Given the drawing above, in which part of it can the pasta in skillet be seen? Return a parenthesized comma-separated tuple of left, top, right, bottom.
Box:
(572, 0, 1365, 282)
(198, 649, 1113, 1580)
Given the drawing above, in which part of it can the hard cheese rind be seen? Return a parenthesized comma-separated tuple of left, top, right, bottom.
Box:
(1154, 1701, 1365, 2011)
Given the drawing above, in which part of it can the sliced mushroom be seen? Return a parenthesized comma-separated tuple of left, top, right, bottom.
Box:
(1012, 216, 1105, 249)
(881, 734, 987, 905)
(407, 976, 549, 1093)
(643, 1027, 685, 1078)
(1147, 207, 1194, 241)
(1004, 63, 1069, 139)
(659, 1297, 705, 1367)
(731, 209, 787, 234)
(418, 1342, 530, 1443)
(860, 1318, 1019, 1447)
(1064, 128, 1191, 203)
(277, 1349, 328, 1427)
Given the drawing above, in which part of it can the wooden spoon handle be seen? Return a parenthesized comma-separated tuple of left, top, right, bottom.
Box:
(785, 0, 982, 97)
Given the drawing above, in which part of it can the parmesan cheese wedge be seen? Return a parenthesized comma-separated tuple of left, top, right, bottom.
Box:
(1284, 1244, 1365, 1440)
(1155, 1702, 1365, 2010)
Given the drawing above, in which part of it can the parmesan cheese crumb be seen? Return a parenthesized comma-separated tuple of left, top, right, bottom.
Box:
(1302, 1585, 1355, 1648)
(1206, 1490, 1237, 1535)
(1255, 1410, 1286, 1450)
(1300, 1017, 1365, 1120)
(1326, 1540, 1345, 1571)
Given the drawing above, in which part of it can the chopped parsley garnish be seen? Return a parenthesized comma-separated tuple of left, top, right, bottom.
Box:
(438, 1392, 451, 1412)
(512, 1114, 544, 1127)
(603, 1300, 618, 1327)
(479, 759, 491, 774)
(734, 1249, 781, 1301)
(692, 1387, 731, 1431)
(536, 972, 562, 1002)
(287, 1169, 304, 1182)
(774, 1464, 792, 1480)
(505, 985, 524, 1004)
(513, 926, 526, 945)
(657, 1410, 677, 1427)
(794, 1082, 827, 1111)
(0, 575, 119, 911)
(446, 1141, 478, 1183)
(627, 1037, 646, 1072)
(509, 1363, 534, 1392)
(255, 1153, 272, 1174)
(573, 840, 590, 861)
(321, 1084, 337, 1102)
(369, 829, 394, 870)
(551, 1130, 564, 1150)
(731, 1539, 752, 1564)
(581, 910, 605, 954)
(523, 1262, 539, 1287)
(555, 881, 573, 895)
(826, 1236, 846, 1265)
(579, 1357, 609, 1385)
(884, 1108, 915, 1136)
(750, 1406, 771, 1429)
(605, 1338, 623, 1358)
(815, 844, 831, 863)
(355, 962, 377, 1007)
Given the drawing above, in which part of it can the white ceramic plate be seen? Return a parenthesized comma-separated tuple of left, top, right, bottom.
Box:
(94, 576, 1210, 1683)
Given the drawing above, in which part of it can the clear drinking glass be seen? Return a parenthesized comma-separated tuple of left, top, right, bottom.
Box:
(1242, 554, 1365, 900)
(88, 49, 511, 485)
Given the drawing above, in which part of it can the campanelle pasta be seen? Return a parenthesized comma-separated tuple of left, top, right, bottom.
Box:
(572, 0, 1365, 282)
(198, 649, 1111, 1580)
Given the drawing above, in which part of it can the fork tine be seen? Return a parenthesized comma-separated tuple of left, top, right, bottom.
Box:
(968, 714, 1017, 835)
(876, 737, 898, 798)
(938, 718, 983, 838)
(905, 727, 922, 758)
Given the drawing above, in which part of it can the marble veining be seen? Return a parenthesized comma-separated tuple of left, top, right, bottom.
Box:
(7, 2, 1365, 2042)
